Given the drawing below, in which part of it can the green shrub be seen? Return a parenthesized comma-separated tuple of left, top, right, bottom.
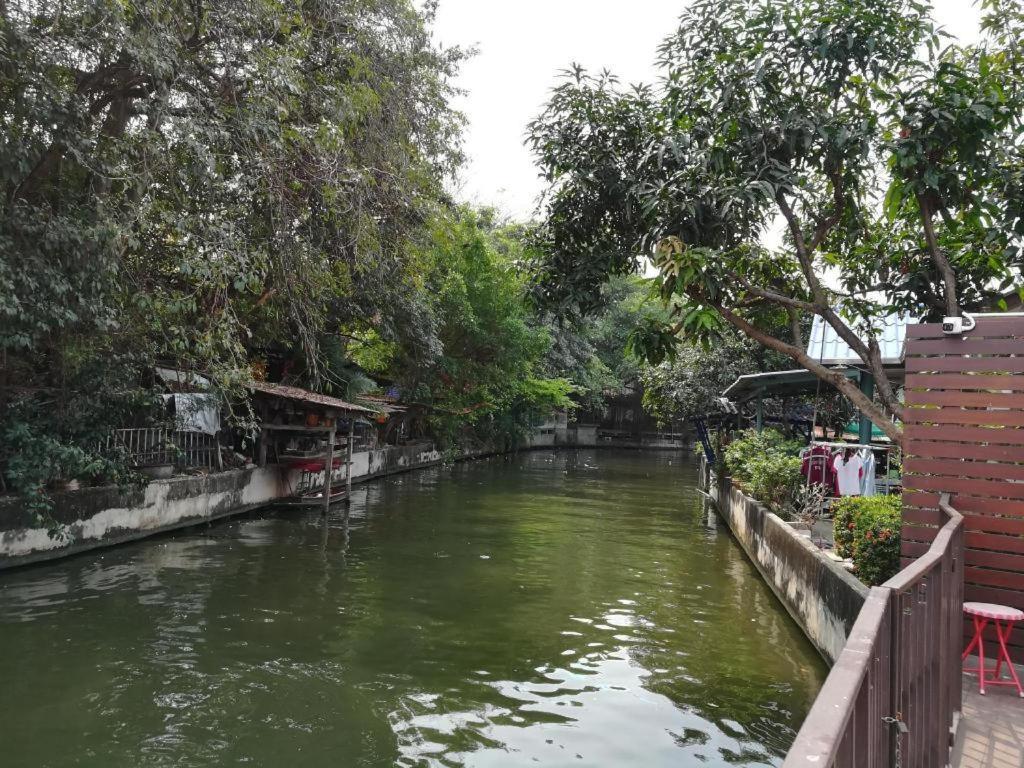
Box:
(723, 429, 804, 516)
(745, 455, 803, 516)
(831, 497, 858, 559)
(832, 495, 902, 586)
(723, 428, 803, 484)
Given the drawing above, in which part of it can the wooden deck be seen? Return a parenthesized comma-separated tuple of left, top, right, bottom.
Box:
(954, 669, 1024, 768)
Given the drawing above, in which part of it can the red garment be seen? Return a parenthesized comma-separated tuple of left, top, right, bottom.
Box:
(801, 445, 834, 490)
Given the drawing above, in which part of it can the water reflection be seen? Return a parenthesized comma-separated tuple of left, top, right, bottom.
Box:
(0, 450, 824, 767)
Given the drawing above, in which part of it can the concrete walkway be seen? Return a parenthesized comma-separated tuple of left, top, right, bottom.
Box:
(953, 671, 1024, 768)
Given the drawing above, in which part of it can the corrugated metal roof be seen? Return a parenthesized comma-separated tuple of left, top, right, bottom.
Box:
(359, 394, 407, 414)
(248, 381, 377, 414)
(806, 313, 908, 365)
(722, 368, 861, 403)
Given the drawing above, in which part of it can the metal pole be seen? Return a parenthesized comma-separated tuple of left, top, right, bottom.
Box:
(858, 372, 875, 444)
(756, 394, 764, 433)
(323, 426, 336, 515)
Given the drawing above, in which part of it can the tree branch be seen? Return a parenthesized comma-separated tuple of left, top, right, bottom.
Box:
(775, 188, 900, 418)
(714, 302, 903, 445)
(917, 193, 959, 317)
(787, 307, 804, 349)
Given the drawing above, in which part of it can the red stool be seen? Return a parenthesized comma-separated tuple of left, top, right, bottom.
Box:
(962, 601, 1024, 696)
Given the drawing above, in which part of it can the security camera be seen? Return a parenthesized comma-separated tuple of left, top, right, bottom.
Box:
(942, 313, 976, 335)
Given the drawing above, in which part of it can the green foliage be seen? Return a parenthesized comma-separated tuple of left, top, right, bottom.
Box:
(745, 456, 804, 518)
(539, 274, 668, 411)
(374, 208, 575, 448)
(832, 499, 858, 560)
(0, 0, 467, 508)
(640, 328, 789, 425)
(832, 495, 903, 586)
(724, 429, 804, 514)
(529, 0, 1024, 441)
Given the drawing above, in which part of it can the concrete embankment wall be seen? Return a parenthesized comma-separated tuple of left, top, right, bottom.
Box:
(0, 438, 682, 570)
(703, 461, 867, 664)
(0, 443, 443, 570)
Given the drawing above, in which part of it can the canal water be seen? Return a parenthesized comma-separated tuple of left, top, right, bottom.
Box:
(0, 450, 825, 767)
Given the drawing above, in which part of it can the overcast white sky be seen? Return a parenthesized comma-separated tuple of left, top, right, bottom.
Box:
(433, 0, 983, 222)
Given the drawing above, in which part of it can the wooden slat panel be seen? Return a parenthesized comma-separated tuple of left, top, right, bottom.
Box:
(903, 491, 941, 509)
(967, 549, 1024, 571)
(906, 356, 1024, 373)
(904, 407, 1024, 427)
(908, 338, 1024, 354)
(902, 540, 930, 558)
(907, 320, 1024, 339)
(947, 495, 1024, 518)
(903, 474, 1024, 499)
(906, 441, 1024, 463)
(966, 530, 1024, 554)
(902, 523, 940, 543)
(905, 373, 1024, 391)
(964, 516, 1024, 536)
(905, 457, 1024, 481)
(964, 566, 1024, 590)
(905, 390, 1024, 409)
(903, 507, 943, 526)
(905, 423, 1024, 446)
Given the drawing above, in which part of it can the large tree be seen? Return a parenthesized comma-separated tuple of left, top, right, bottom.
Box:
(0, 0, 464, 497)
(528, 0, 1024, 444)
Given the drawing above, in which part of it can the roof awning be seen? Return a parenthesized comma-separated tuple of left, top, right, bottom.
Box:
(722, 368, 863, 404)
(248, 381, 377, 414)
(155, 367, 212, 391)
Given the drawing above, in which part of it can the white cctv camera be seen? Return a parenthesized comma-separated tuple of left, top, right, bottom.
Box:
(942, 313, 976, 335)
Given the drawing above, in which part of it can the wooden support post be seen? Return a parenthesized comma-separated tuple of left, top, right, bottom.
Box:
(346, 417, 354, 500)
(258, 426, 268, 467)
(323, 426, 336, 515)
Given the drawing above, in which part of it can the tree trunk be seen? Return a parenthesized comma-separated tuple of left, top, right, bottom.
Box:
(917, 194, 959, 317)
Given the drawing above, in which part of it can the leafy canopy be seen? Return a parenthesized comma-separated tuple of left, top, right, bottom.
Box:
(528, 0, 1024, 443)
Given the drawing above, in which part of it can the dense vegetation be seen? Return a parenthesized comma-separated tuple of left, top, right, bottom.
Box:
(0, 0, 696, 507)
(723, 429, 806, 517)
(528, 0, 1024, 443)
(0, 1, 595, 505)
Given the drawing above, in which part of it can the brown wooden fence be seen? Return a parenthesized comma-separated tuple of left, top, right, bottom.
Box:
(783, 496, 963, 768)
(902, 316, 1024, 661)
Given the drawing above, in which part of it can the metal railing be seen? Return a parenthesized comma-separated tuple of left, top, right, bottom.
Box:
(104, 428, 221, 470)
(784, 494, 963, 768)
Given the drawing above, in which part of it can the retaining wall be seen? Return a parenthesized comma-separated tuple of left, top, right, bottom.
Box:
(703, 461, 867, 664)
(0, 442, 442, 570)
(0, 439, 676, 570)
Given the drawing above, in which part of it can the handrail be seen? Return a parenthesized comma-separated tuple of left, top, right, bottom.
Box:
(883, 493, 962, 593)
(783, 493, 964, 768)
(783, 588, 892, 766)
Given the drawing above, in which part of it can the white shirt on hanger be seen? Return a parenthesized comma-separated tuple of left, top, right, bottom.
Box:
(833, 453, 864, 496)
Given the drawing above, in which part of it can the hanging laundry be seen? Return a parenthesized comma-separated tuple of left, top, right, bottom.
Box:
(801, 444, 835, 491)
(859, 449, 877, 497)
(832, 451, 864, 496)
(173, 393, 220, 435)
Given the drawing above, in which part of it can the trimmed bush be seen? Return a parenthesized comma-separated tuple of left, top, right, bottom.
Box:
(832, 495, 902, 586)
(723, 429, 803, 482)
(724, 429, 804, 516)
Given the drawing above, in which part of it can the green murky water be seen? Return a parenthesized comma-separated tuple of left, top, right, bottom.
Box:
(0, 450, 825, 767)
